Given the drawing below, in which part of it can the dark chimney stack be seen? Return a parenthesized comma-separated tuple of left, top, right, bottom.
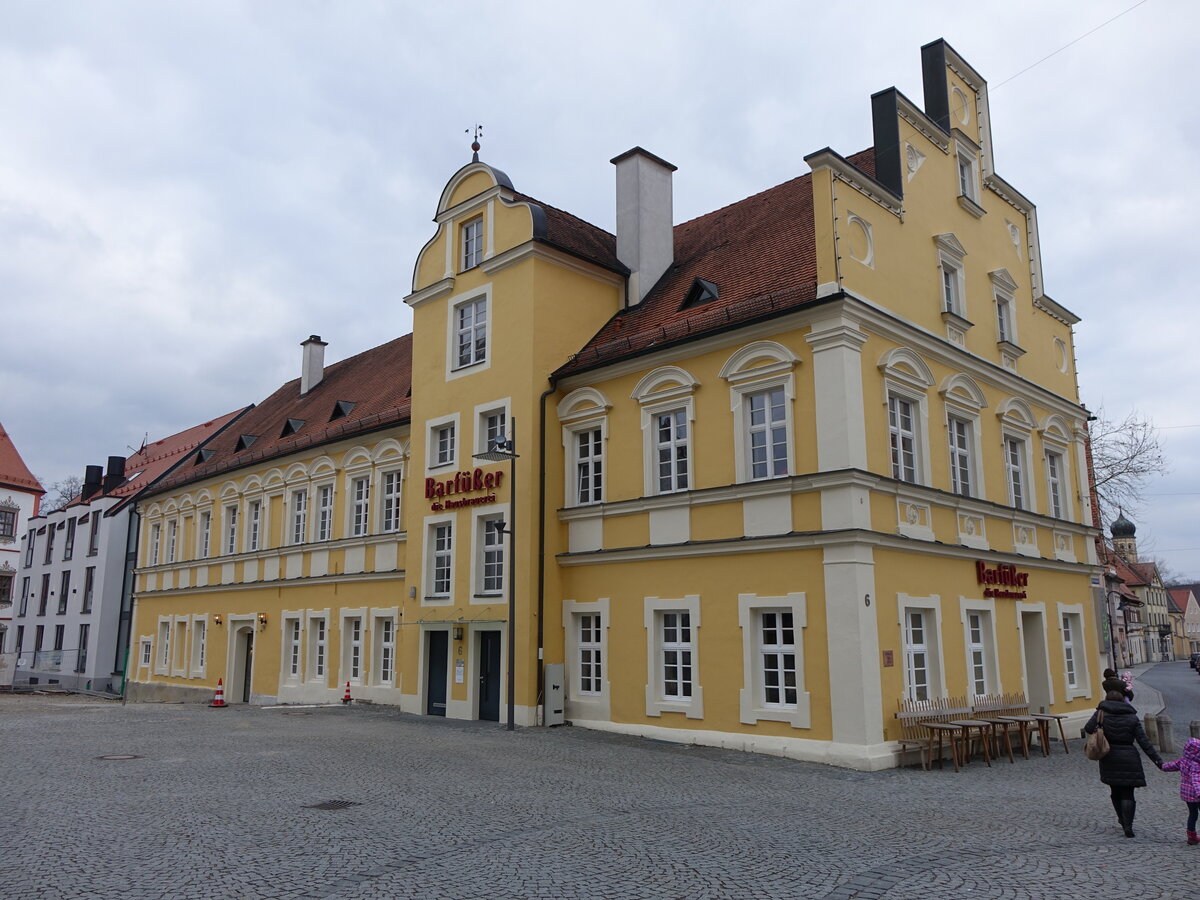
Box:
(103, 455, 126, 493)
(81, 465, 104, 501)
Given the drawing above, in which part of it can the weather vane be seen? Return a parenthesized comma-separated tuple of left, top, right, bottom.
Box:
(466, 124, 483, 162)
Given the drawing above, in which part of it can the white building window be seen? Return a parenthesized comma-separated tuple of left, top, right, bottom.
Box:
(381, 471, 402, 533)
(574, 428, 604, 505)
(455, 296, 487, 369)
(308, 615, 327, 680)
(287, 619, 302, 678)
(1045, 450, 1065, 519)
(1062, 613, 1077, 689)
(964, 610, 996, 698)
(157, 619, 171, 674)
(1058, 605, 1089, 699)
(578, 614, 602, 695)
(351, 477, 370, 537)
(738, 593, 810, 728)
(199, 510, 211, 558)
(166, 520, 177, 563)
(1005, 436, 1028, 510)
(660, 611, 693, 702)
(957, 150, 978, 202)
(149, 523, 161, 566)
(344, 616, 363, 682)
(644, 595, 703, 719)
(481, 408, 507, 453)
(758, 610, 797, 708)
(948, 416, 974, 496)
(140, 638, 152, 668)
(901, 601, 943, 702)
(247, 499, 261, 552)
(291, 490, 308, 545)
(477, 515, 504, 596)
(889, 394, 920, 483)
(432, 424, 455, 468)
(191, 619, 207, 676)
(428, 521, 453, 599)
(746, 388, 788, 480)
(316, 485, 334, 541)
(653, 409, 690, 493)
(996, 293, 1015, 344)
(461, 217, 483, 270)
(374, 616, 395, 685)
(222, 504, 238, 555)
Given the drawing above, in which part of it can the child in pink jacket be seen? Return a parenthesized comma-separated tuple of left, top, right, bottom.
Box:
(1161, 736, 1200, 844)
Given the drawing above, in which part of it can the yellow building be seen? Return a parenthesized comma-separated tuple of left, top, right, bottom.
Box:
(130, 40, 1102, 769)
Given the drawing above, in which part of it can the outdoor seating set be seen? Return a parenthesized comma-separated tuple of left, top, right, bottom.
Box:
(895, 691, 1070, 772)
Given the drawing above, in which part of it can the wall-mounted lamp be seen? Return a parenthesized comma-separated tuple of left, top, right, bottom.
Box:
(257, 613, 268, 630)
(213, 615, 223, 626)
(452, 625, 464, 641)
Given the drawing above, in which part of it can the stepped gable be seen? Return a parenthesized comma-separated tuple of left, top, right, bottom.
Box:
(0, 421, 43, 494)
(556, 149, 876, 378)
(151, 334, 413, 494)
(509, 190, 625, 275)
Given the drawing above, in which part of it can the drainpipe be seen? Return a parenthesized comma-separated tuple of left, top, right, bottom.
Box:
(536, 384, 556, 717)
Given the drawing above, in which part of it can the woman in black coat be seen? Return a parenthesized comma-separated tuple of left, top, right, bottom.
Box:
(1084, 690, 1164, 837)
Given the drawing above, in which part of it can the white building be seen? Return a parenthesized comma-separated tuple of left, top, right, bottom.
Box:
(0, 421, 44, 678)
(11, 413, 243, 692)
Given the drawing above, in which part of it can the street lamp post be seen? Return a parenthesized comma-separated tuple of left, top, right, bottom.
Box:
(473, 417, 518, 731)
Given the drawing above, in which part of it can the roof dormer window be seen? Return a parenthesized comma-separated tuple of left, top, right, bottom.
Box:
(234, 434, 258, 453)
(681, 277, 719, 309)
(280, 418, 305, 438)
(193, 449, 215, 466)
(462, 216, 483, 270)
(330, 400, 356, 422)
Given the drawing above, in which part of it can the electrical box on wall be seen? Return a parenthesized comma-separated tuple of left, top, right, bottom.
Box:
(544, 663, 565, 727)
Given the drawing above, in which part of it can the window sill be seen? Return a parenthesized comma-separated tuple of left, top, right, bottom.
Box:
(473, 593, 503, 599)
(958, 194, 985, 218)
(941, 310, 974, 331)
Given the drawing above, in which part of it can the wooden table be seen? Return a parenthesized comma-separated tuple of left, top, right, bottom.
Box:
(946, 719, 994, 766)
(973, 716, 1017, 763)
(923, 722, 964, 772)
(995, 715, 1044, 758)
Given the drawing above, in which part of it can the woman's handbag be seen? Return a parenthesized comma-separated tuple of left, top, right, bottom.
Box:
(1084, 710, 1110, 760)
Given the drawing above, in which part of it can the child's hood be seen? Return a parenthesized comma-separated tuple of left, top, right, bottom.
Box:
(1183, 737, 1200, 761)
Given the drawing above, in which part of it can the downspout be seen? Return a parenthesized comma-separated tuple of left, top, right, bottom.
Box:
(535, 383, 556, 717)
(118, 508, 140, 703)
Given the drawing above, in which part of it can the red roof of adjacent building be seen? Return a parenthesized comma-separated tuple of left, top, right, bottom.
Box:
(1167, 588, 1193, 615)
(555, 149, 876, 378)
(0, 421, 44, 495)
(150, 334, 413, 495)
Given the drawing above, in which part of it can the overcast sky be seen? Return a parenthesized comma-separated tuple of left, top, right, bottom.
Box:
(3, 1, 1197, 575)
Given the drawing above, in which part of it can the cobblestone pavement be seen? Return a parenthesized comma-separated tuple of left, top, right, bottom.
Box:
(2, 691, 1196, 900)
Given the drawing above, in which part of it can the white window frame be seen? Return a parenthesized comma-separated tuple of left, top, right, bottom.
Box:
(960, 599, 999, 700)
(475, 399, 512, 455)
(933, 233, 969, 322)
(632, 367, 700, 496)
(247, 498, 263, 552)
(577, 612, 603, 696)
(424, 515, 454, 603)
(571, 424, 605, 506)
(340, 610, 365, 685)
(371, 609, 398, 686)
(562, 596, 610, 721)
(149, 523, 161, 566)
(956, 147, 979, 203)
(283, 616, 303, 681)
(223, 503, 239, 556)
(156, 617, 171, 675)
(426, 412, 460, 472)
(888, 392, 921, 484)
(722, 347, 798, 485)
(379, 469, 403, 534)
(947, 414, 976, 497)
(290, 488, 308, 546)
(190, 616, 207, 678)
(315, 483, 334, 542)
(472, 505, 508, 601)
(445, 285, 494, 381)
(198, 509, 212, 558)
(643, 595, 703, 719)
(558, 389, 612, 509)
(166, 520, 177, 563)
(900, 595, 944, 701)
(307, 611, 329, 682)
(1057, 603, 1090, 700)
(738, 592, 810, 728)
(139, 637, 152, 669)
(350, 475, 370, 538)
(1004, 433, 1030, 511)
(461, 215, 483, 271)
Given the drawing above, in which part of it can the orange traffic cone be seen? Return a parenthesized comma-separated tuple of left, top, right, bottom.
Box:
(342, 681, 352, 704)
(209, 678, 227, 708)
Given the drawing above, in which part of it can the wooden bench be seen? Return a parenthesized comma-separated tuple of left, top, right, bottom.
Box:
(975, 691, 1070, 757)
(895, 697, 971, 771)
(970, 693, 1020, 762)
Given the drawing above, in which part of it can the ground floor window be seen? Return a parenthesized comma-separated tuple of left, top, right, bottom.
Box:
(308, 615, 327, 681)
(901, 601, 943, 701)
(643, 595, 703, 719)
(578, 614, 602, 695)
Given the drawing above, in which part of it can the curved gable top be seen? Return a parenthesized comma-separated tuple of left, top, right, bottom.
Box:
(558, 387, 611, 422)
(878, 347, 935, 390)
(631, 366, 699, 403)
(939, 373, 988, 410)
(719, 341, 800, 381)
(996, 397, 1037, 428)
(1039, 413, 1073, 442)
(437, 161, 515, 216)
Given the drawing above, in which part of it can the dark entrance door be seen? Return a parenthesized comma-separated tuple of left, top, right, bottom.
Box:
(426, 631, 448, 716)
(478, 631, 501, 721)
(241, 630, 254, 702)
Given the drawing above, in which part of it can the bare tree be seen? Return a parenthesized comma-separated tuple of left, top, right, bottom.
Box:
(1088, 407, 1167, 530)
(38, 475, 83, 514)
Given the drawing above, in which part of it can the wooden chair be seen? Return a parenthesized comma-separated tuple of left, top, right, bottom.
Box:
(895, 697, 964, 772)
(969, 693, 1016, 763)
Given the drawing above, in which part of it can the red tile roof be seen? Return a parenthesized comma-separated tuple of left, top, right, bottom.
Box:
(555, 149, 875, 378)
(0, 421, 44, 495)
(149, 334, 413, 495)
(1167, 588, 1193, 615)
(511, 191, 625, 274)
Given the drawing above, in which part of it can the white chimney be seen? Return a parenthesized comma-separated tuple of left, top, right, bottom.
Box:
(300, 334, 328, 395)
(611, 147, 676, 306)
